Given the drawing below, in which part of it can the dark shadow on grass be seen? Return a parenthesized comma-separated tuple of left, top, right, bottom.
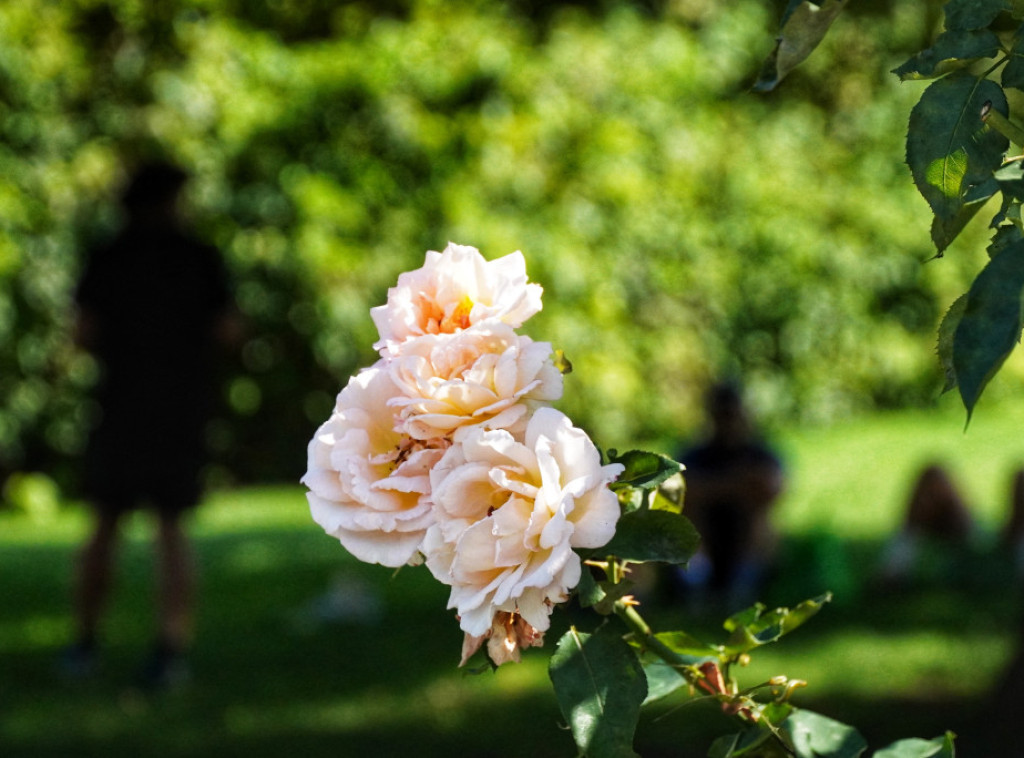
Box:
(632, 534, 1022, 756)
(2, 529, 1021, 757)
(0, 524, 569, 758)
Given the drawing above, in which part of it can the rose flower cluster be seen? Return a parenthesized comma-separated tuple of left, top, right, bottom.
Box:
(302, 243, 623, 665)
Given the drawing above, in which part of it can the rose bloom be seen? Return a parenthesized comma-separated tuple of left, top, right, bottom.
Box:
(302, 364, 448, 568)
(461, 611, 545, 667)
(421, 407, 624, 663)
(371, 242, 543, 356)
(386, 322, 563, 442)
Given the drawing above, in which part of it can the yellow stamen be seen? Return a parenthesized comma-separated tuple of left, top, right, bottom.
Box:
(441, 295, 474, 331)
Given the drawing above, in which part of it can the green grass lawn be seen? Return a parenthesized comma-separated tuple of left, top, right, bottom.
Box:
(773, 390, 1024, 538)
(2, 398, 1023, 757)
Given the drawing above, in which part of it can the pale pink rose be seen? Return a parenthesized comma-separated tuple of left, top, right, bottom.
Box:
(302, 364, 449, 568)
(371, 242, 543, 356)
(386, 323, 563, 442)
(422, 407, 624, 650)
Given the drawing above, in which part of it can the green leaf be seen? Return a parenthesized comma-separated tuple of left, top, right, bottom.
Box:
(992, 197, 1024, 232)
(1000, 167, 1024, 199)
(988, 165, 1024, 232)
(753, 0, 849, 92)
(988, 223, 1024, 256)
(1003, 33, 1024, 90)
(654, 629, 721, 658)
(762, 701, 797, 727)
(599, 509, 700, 565)
(576, 565, 606, 609)
(953, 240, 1024, 417)
(906, 75, 1009, 252)
(707, 708, 797, 757)
(943, 0, 1013, 30)
(1002, 201, 1023, 229)
(709, 727, 786, 757)
(549, 625, 647, 758)
(892, 29, 1001, 81)
(709, 732, 743, 758)
(639, 657, 690, 704)
(778, 0, 814, 25)
(608, 450, 684, 492)
(872, 732, 955, 758)
(722, 594, 831, 656)
(994, 160, 1024, 185)
(632, 639, 714, 702)
(723, 603, 767, 633)
(784, 709, 867, 758)
(929, 199, 988, 252)
(589, 578, 639, 615)
(936, 294, 968, 393)
(650, 489, 682, 514)
(964, 175, 999, 205)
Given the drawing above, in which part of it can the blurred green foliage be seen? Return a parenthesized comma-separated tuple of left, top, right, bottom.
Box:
(0, 0, 992, 489)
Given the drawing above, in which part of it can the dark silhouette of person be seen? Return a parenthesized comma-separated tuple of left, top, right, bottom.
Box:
(877, 463, 974, 586)
(675, 382, 784, 607)
(65, 161, 233, 688)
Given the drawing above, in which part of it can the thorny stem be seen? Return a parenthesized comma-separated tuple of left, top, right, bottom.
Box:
(610, 599, 765, 721)
(613, 598, 799, 755)
(613, 600, 701, 685)
(599, 560, 710, 697)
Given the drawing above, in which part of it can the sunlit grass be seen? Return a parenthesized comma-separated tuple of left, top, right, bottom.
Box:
(196, 485, 312, 532)
(278, 662, 552, 735)
(774, 391, 1024, 538)
(743, 625, 1013, 701)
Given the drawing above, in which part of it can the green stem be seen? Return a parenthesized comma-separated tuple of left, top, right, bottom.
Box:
(984, 107, 1024, 147)
(983, 55, 1008, 80)
(613, 600, 770, 726)
(613, 599, 801, 757)
(612, 600, 702, 688)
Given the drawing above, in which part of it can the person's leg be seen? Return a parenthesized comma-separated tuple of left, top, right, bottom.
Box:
(155, 508, 195, 653)
(63, 507, 122, 674)
(136, 507, 196, 688)
(73, 508, 123, 648)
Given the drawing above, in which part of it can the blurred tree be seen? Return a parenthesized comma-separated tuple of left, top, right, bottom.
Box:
(0, 0, 987, 494)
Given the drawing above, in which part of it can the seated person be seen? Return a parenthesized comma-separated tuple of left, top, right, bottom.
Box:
(878, 463, 975, 586)
(676, 382, 784, 607)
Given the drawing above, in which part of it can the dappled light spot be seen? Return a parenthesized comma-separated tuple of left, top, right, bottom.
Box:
(241, 659, 554, 739)
(221, 539, 283, 573)
(0, 614, 67, 650)
(924, 149, 967, 200)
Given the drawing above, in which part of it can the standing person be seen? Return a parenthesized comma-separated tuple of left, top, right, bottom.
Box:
(877, 463, 974, 587)
(675, 381, 785, 608)
(64, 161, 232, 689)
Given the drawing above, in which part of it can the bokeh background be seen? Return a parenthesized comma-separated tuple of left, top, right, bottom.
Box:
(0, 0, 1002, 491)
(4, 1, 1024, 757)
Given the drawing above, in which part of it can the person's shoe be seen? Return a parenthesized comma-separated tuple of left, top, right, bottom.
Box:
(136, 643, 190, 692)
(58, 639, 98, 679)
